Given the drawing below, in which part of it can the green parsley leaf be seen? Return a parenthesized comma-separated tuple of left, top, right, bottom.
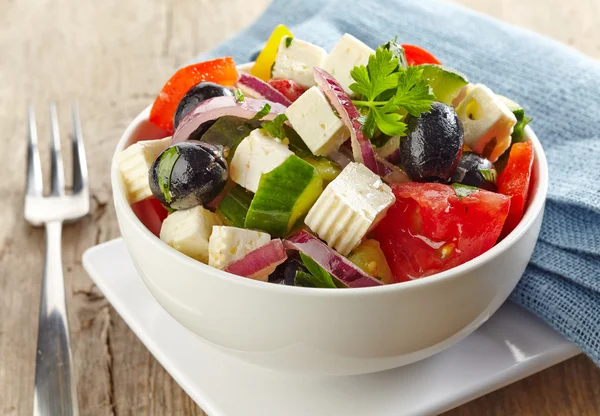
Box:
(234, 88, 244, 102)
(261, 114, 288, 139)
(393, 66, 436, 117)
(252, 103, 271, 120)
(478, 168, 497, 184)
(157, 146, 180, 205)
(451, 183, 480, 199)
(372, 106, 406, 136)
(350, 42, 435, 139)
(285, 36, 293, 48)
(298, 253, 337, 288)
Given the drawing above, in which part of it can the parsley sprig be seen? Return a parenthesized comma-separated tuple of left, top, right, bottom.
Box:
(349, 45, 436, 139)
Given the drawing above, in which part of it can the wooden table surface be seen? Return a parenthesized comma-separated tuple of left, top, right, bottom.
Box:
(1, 0, 599, 414)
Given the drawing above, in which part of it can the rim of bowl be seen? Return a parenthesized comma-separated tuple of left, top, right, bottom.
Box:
(111, 65, 549, 298)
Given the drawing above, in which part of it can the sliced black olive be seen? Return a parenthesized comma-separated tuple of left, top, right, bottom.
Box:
(149, 142, 228, 210)
(452, 152, 497, 191)
(400, 102, 464, 182)
(173, 82, 233, 129)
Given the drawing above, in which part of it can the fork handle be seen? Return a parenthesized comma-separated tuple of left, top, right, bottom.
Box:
(33, 220, 79, 416)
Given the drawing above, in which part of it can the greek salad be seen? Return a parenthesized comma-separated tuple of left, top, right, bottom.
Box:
(118, 25, 534, 288)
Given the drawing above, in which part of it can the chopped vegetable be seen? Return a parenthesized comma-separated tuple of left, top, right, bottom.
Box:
(294, 253, 338, 288)
(237, 73, 292, 106)
(402, 44, 441, 65)
(131, 197, 169, 237)
(302, 156, 342, 184)
(268, 79, 305, 102)
(173, 82, 234, 129)
(224, 239, 287, 281)
(150, 57, 238, 132)
(348, 240, 394, 284)
(261, 114, 288, 140)
(195, 116, 261, 162)
(216, 185, 253, 227)
(172, 96, 287, 145)
(313, 67, 379, 173)
(373, 183, 510, 282)
(497, 141, 534, 238)
(245, 155, 323, 236)
(285, 230, 383, 287)
(349, 46, 436, 138)
(250, 24, 294, 81)
(418, 64, 469, 105)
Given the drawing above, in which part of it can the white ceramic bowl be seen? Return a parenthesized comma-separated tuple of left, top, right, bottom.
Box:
(112, 88, 548, 376)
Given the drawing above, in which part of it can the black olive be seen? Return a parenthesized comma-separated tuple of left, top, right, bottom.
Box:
(173, 82, 233, 129)
(269, 257, 307, 285)
(452, 152, 497, 191)
(400, 102, 464, 182)
(149, 142, 228, 210)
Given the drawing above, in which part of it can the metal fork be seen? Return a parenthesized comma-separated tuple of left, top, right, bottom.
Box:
(26, 103, 89, 416)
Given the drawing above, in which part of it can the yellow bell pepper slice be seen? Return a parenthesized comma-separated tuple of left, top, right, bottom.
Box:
(250, 24, 293, 81)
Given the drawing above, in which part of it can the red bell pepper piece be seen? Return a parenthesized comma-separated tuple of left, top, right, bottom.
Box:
(497, 141, 535, 238)
(149, 57, 238, 132)
(402, 44, 441, 65)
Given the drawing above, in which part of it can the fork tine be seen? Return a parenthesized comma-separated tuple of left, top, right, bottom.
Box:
(49, 102, 65, 196)
(26, 105, 44, 196)
(70, 101, 88, 194)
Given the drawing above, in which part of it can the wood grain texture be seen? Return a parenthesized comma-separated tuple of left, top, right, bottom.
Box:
(0, 0, 598, 415)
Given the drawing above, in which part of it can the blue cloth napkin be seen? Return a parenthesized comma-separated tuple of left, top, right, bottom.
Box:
(199, 0, 600, 365)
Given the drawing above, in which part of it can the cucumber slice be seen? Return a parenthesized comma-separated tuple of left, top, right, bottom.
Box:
(197, 116, 261, 162)
(245, 155, 323, 236)
(303, 156, 342, 184)
(216, 185, 254, 227)
(497, 95, 532, 142)
(419, 64, 469, 105)
(348, 240, 394, 284)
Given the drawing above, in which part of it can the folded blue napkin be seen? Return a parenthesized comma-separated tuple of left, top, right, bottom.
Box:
(200, 0, 600, 365)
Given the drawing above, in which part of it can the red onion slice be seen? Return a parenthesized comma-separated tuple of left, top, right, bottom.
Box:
(224, 239, 287, 281)
(313, 67, 378, 174)
(172, 96, 287, 144)
(237, 73, 292, 106)
(285, 230, 383, 288)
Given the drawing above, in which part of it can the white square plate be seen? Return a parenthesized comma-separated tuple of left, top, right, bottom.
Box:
(83, 238, 579, 416)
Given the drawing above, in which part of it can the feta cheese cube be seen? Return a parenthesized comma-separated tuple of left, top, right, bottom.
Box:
(117, 137, 171, 203)
(230, 129, 293, 193)
(160, 205, 222, 263)
(305, 162, 395, 255)
(455, 84, 517, 162)
(272, 37, 327, 88)
(285, 86, 349, 156)
(208, 226, 271, 269)
(322, 33, 374, 96)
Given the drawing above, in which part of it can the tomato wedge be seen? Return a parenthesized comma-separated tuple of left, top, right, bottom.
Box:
(268, 79, 306, 102)
(402, 44, 441, 65)
(149, 57, 238, 132)
(373, 183, 510, 282)
(497, 141, 535, 239)
(131, 197, 169, 237)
